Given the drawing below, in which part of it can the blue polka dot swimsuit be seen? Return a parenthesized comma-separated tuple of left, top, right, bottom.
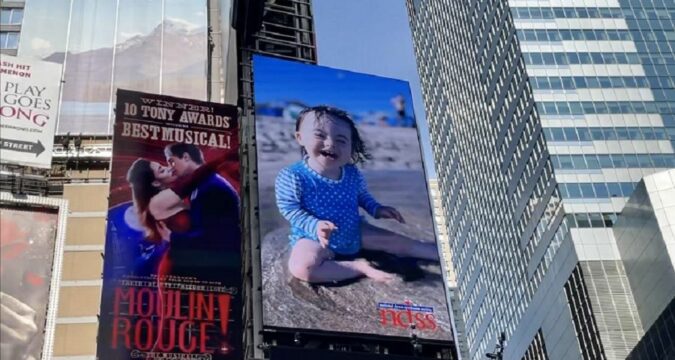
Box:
(275, 160, 381, 255)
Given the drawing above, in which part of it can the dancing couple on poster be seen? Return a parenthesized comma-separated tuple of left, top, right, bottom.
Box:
(126, 142, 240, 282)
(125, 143, 240, 355)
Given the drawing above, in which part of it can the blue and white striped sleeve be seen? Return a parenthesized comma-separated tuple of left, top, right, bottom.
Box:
(275, 167, 320, 236)
(356, 169, 382, 217)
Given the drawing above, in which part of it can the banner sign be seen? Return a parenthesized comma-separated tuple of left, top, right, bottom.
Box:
(0, 56, 62, 168)
(97, 89, 242, 359)
(253, 55, 453, 341)
(18, 0, 208, 135)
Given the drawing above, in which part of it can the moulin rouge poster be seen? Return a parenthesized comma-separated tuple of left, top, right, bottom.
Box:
(97, 89, 242, 360)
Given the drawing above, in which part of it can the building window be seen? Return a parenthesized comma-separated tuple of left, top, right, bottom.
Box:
(512, 7, 623, 19)
(550, 154, 674, 170)
(558, 182, 637, 199)
(522, 329, 549, 360)
(564, 265, 606, 360)
(0, 31, 20, 49)
(545, 127, 669, 143)
(1, 8, 23, 25)
(566, 213, 616, 228)
(627, 298, 675, 359)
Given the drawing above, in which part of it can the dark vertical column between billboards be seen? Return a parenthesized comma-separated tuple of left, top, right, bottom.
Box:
(252, 55, 453, 343)
(97, 89, 242, 359)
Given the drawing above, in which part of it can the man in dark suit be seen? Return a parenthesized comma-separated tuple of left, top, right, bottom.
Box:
(161, 143, 242, 357)
(163, 143, 241, 280)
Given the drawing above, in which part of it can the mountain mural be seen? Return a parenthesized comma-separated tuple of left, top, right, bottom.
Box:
(46, 19, 207, 102)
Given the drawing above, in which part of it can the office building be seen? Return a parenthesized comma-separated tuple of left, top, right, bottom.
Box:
(614, 169, 675, 360)
(430, 179, 469, 360)
(407, 1, 569, 358)
(0, 0, 316, 358)
(0, 1, 23, 56)
(407, 0, 674, 359)
(429, 179, 457, 288)
(510, 1, 675, 358)
(4, 0, 218, 356)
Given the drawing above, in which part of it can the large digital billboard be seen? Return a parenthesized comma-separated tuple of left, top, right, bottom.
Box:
(97, 90, 242, 359)
(0, 195, 67, 360)
(253, 55, 452, 341)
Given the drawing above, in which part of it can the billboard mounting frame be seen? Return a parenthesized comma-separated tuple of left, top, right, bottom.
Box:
(0, 191, 69, 360)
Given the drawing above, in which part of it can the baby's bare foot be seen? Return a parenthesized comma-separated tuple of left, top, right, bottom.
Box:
(366, 268, 397, 282)
(353, 259, 396, 282)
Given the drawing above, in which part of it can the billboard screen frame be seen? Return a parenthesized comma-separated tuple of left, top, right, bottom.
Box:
(0, 191, 69, 360)
(96, 89, 243, 359)
(251, 54, 453, 343)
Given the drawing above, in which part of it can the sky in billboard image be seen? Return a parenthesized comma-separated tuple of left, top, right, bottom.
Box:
(254, 56, 415, 121)
(312, 0, 436, 177)
(254, 55, 452, 342)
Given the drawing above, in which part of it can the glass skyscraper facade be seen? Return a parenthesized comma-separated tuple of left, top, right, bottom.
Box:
(430, 179, 469, 359)
(407, 0, 674, 359)
(614, 169, 675, 360)
(515, 1, 674, 227)
(407, 1, 569, 358)
(513, 1, 673, 358)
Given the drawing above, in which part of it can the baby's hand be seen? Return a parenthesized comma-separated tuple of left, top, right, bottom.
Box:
(376, 206, 405, 223)
(316, 220, 337, 248)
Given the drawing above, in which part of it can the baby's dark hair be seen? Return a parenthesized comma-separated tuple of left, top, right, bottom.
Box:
(295, 105, 371, 164)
